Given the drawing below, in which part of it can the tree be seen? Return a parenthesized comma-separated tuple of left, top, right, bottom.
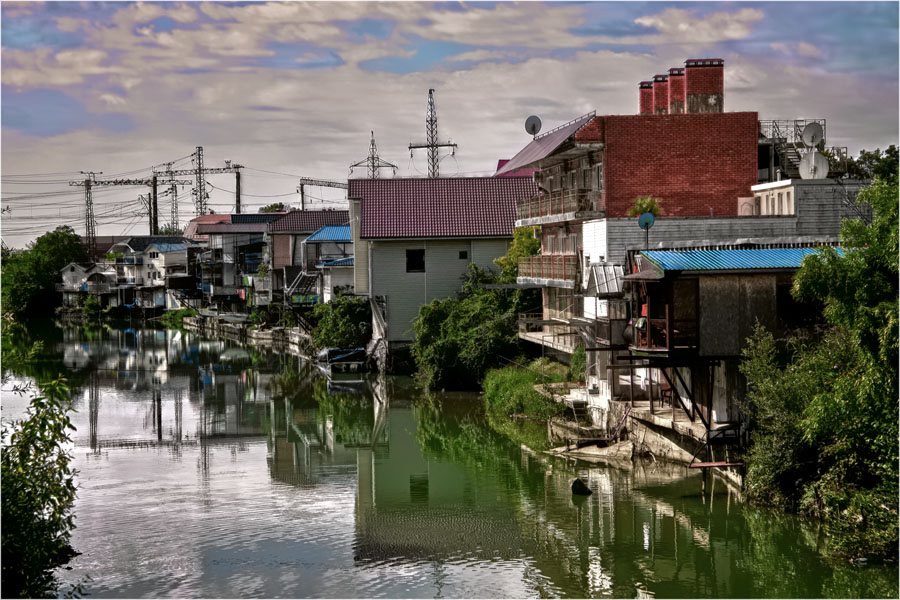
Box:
(627, 195, 664, 218)
(157, 223, 184, 235)
(739, 167, 899, 561)
(259, 202, 288, 213)
(493, 226, 540, 283)
(1, 226, 89, 317)
(311, 295, 371, 349)
(2, 379, 79, 598)
(844, 145, 898, 181)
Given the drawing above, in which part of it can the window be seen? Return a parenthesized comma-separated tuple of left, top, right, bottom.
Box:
(777, 192, 783, 214)
(458, 250, 468, 260)
(786, 190, 792, 213)
(148, 251, 159, 259)
(406, 249, 425, 272)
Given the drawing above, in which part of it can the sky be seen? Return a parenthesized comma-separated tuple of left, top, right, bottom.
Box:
(1, 1, 898, 249)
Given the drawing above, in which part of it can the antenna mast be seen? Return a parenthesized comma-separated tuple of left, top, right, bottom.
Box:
(408, 89, 457, 178)
(349, 131, 398, 178)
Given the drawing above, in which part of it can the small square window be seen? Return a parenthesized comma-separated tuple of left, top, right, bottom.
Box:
(459, 250, 468, 260)
(406, 249, 425, 272)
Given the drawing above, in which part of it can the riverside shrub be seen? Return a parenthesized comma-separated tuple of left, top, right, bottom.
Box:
(482, 366, 564, 420)
(311, 295, 371, 350)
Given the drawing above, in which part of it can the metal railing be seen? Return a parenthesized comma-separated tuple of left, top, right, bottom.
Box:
(518, 255, 579, 282)
(516, 188, 603, 220)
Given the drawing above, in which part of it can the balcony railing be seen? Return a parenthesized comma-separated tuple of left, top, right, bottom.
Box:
(115, 257, 143, 265)
(518, 255, 579, 282)
(516, 188, 604, 221)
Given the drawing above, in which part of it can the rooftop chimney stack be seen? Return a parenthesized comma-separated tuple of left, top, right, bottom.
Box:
(639, 81, 654, 115)
(652, 74, 669, 115)
(684, 58, 724, 113)
(667, 67, 685, 114)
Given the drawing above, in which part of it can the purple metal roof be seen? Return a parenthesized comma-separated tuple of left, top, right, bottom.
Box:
(495, 112, 596, 175)
(196, 223, 269, 234)
(268, 210, 349, 233)
(350, 177, 536, 240)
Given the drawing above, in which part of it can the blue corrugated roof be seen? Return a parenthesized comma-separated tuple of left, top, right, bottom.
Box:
(317, 257, 354, 268)
(306, 225, 351, 243)
(148, 242, 192, 253)
(642, 247, 842, 272)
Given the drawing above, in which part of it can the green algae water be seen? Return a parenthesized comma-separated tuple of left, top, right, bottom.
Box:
(2, 320, 896, 598)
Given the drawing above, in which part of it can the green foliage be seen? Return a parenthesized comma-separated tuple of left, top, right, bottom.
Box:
(567, 345, 586, 382)
(482, 366, 565, 420)
(157, 308, 198, 329)
(844, 145, 898, 181)
(1, 226, 89, 317)
(1, 378, 79, 598)
(311, 295, 371, 349)
(493, 226, 540, 283)
(627, 195, 664, 218)
(259, 202, 288, 213)
(157, 223, 184, 235)
(412, 265, 519, 390)
(739, 172, 899, 561)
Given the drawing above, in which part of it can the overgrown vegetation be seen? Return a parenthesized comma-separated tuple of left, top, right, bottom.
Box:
(157, 307, 198, 329)
(739, 166, 898, 562)
(1, 378, 80, 598)
(627, 195, 664, 217)
(311, 294, 371, 349)
(482, 362, 566, 421)
(412, 266, 521, 389)
(1, 226, 89, 317)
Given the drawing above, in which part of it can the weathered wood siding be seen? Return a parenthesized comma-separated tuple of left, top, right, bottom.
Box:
(370, 238, 509, 342)
(698, 274, 776, 357)
(349, 200, 369, 295)
(272, 234, 292, 269)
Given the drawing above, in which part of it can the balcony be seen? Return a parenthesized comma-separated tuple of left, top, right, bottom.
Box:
(515, 188, 605, 226)
(630, 308, 699, 354)
(518, 255, 579, 287)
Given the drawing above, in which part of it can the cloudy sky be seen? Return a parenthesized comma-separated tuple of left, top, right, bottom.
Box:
(2, 1, 898, 248)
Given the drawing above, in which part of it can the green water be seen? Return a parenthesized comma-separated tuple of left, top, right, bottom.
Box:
(1, 320, 896, 598)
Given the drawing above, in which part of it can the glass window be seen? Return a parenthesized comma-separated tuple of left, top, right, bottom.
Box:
(406, 249, 425, 272)
(458, 250, 468, 260)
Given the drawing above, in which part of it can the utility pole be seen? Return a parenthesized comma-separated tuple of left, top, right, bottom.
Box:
(71, 171, 101, 259)
(154, 148, 243, 216)
(349, 131, 398, 179)
(408, 89, 457, 178)
(296, 177, 348, 211)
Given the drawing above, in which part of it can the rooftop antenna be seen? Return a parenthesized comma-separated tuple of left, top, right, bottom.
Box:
(799, 122, 829, 179)
(525, 115, 542, 138)
(408, 89, 458, 177)
(349, 131, 398, 178)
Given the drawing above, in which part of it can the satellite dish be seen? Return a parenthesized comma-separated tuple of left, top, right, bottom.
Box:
(801, 122, 824, 147)
(525, 115, 542, 137)
(799, 150, 830, 180)
(638, 212, 655, 230)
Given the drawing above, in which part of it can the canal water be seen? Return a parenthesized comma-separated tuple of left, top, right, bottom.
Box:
(2, 321, 896, 599)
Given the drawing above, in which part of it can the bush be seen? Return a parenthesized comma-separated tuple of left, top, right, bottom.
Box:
(1, 379, 79, 598)
(482, 366, 565, 420)
(311, 295, 371, 349)
(567, 345, 585, 382)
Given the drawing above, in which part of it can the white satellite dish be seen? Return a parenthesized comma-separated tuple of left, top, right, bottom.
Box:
(799, 150, 830, 179)
(525, 115, 542, 137)
(801, 122, 824, 147)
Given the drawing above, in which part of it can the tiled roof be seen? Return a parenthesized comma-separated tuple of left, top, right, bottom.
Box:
(351, 177, 536, 240)
(495, 112, 595, 175)
(268, 210, 349, 233)
(318, 257, 354, 268)
(184, 214, 230, 240)
(494, 159, 538, 178)
(306, 225, 351, 243)
(196, 223, 269, 234)
(642, 247, 842, 272)
(231, 213, 284, 224)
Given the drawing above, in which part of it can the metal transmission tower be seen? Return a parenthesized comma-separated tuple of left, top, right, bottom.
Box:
(408, 89, 457, 178)
(349, 131, 398, 178)
(70, 171, 101, 258)
(70, 176, 192, 237)
(296, 177, 348, 211)
(154, 148, 243, 216)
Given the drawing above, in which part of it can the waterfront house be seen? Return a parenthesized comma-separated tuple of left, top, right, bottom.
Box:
(107, 236, 199, 309)
(58, 261, 118, 307)
(267, 209, 350, 304)
(348, 176, 537, 353)
(303, 224, 353, 302)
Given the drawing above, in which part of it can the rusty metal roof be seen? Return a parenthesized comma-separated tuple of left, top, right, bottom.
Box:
(495, 112, 596, 175)
(642, 247, 841, 272)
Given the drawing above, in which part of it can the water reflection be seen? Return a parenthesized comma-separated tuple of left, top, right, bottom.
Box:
(1, 321, 895, 599)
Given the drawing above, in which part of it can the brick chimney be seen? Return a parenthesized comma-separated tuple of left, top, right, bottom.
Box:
(639, 81, 654, 115)
(652, 74, 669, 115)
(667, 67, 685, 114)
(684, 58, 724, 113)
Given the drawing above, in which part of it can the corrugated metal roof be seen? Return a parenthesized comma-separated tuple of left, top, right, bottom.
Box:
(268, 210, 349, 233)
(586, 264, 625, 296)
(231, 213, 284, 224)
(196, 223, 268, 234)
(495, 112, 595, 175)
(642, 248, 840, 272)
(147, 242, 192, 253)
(351, 176, 536, 240)
(306, 225, 351, 243)
(318, 257, 354, 267)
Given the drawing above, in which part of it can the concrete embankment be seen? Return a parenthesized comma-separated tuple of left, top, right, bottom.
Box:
(183, 315, 315, 358)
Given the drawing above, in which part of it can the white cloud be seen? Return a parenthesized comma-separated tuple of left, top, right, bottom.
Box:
(634, 7, 765, 45)
(446, 49, 522, 63)
(99, 93, 126, 107)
